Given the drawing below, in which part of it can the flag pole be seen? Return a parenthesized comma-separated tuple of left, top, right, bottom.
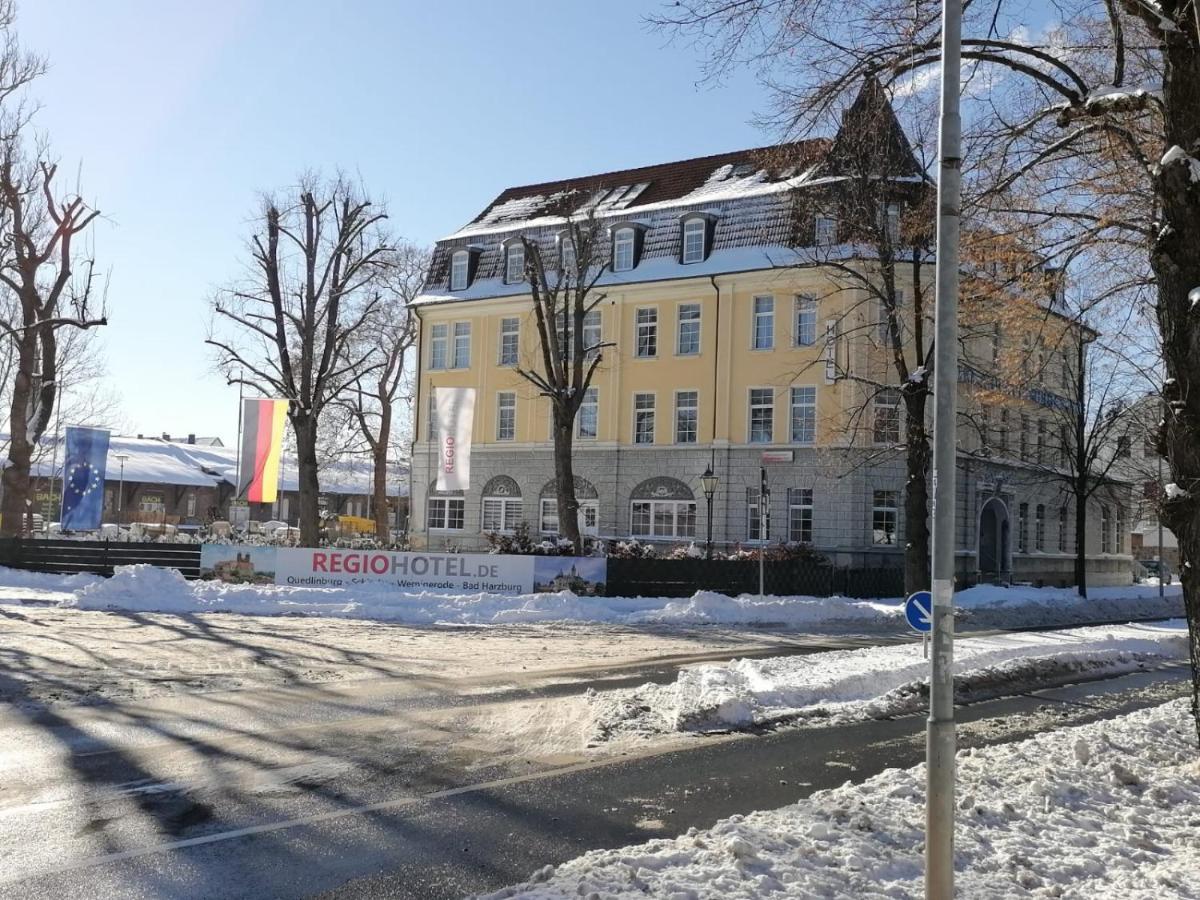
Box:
(234, 372, 244, 501)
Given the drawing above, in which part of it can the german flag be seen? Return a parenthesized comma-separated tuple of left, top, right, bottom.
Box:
(238, 398, 289, 503)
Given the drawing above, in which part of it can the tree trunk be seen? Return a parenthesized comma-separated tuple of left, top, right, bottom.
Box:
(1, 339, 35, 537)
(552, 406, 582, 552)
(1154, 38, 1200, 745)
(372, 405, 391, 543)
(1074, 484, 1088, 600)
(291, 413, 321, 547)
(903, 397, 931, 594)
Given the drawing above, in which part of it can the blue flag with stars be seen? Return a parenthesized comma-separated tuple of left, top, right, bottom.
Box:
(60, 426, 110, 531)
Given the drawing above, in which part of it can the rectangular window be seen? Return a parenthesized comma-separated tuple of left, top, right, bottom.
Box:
(482, 497, 521, 533)
(496, 392, 516, 441)
(427, 394, 438, 441)
(430, 323, 448, 370)
(505, 244, 524, 283)
(186, 493, 197, 517)
(1037, 419, 1048, 464)
(873, 388, 901, 445)
(583, 309, 601, 359)
(997, 409, 1010, 454)
(560, 237, 576, 273)
(872, 490, 898, 545)
(1115, 506, 1125, 553)
(1018, 502, 1029, 553)
(630, 500, 696, 538)
(749, 388, 774, 443)
(539, 498, 559, 535)
(498, 317, 519, 366)
(682, 218, 706, 263)
(675, 390, 698, 444)
(788, 488, 813, 543)
(1035, 504, 1046, 552)
(1101, 505, 1112, 553)
(790, 386, 816, 445)
(794, 295, 817, 347)
(450, 253, 469, 291)
(815, 215, 837, 246)
(677, 303, 701, 355)
(578, 387, 598, 440)
(428, 497, 465, 531)
(634, 392, 655, 444)
(752, 295, 774, 350)
(1019, 415, 1030, 461)
(614, 229, 635, 272)
(452, 322, 471, 369)
(635, 307, 658, 358)
(881, 202, 900, 244)
(1058, 506, 1068, 552)
(746, 488, 770, 542)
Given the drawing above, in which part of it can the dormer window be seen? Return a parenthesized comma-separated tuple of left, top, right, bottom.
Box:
(815, 215, 838, 247)
(559, 233, 576, 274)
(450, 250, 469, 291)
(613, 227, 636, 272)
(505, 242, 525, 284)
(682, 217, 707, 264)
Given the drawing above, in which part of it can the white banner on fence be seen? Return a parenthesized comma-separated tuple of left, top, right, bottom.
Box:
(199, 544, 606, 597)
(435, 387, 475, 492)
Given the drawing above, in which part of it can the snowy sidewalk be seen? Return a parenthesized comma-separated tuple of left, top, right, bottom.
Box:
(0, 564, 1184, 632)
(483, 698, 1200, 899)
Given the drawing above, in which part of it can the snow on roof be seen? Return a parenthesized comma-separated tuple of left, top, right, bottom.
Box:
(12, 434, 409, 497)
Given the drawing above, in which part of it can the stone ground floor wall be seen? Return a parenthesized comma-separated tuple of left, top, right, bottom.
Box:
(409, 442, 1134, 587)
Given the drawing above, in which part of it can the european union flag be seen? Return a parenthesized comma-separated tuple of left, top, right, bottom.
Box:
(60, 426, 110, 531)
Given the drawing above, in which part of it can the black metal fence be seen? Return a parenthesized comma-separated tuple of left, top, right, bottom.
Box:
(603, 557, 905, 599)
(0, 539, 202, 579)
(0, 538, 905, 600)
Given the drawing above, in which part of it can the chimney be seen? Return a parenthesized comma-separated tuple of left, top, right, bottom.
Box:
(188, 433, 196, 444)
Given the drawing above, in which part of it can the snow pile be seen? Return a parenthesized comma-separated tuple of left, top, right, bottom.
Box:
(484, 698, 1200, 899)
(0, 565, 1182, 631)
(587, 622, 1188, 735)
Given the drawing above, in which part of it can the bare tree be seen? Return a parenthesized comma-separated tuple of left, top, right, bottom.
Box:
(207, 176, 391, 546)
(650, 0, 1200, 744)
(340, 241, 426, 541)
(514, 213, 611, 552)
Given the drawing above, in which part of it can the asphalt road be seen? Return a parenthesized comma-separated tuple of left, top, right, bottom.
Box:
(0, 651, 1187, 900)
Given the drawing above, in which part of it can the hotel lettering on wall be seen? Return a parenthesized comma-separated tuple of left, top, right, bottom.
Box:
(435, 387, 475, 492)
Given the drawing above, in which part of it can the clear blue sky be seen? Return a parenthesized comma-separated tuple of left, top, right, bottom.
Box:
(20, 0, 766, 445)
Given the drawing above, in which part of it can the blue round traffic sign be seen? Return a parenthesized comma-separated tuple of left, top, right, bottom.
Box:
(905, 591, 933, 633)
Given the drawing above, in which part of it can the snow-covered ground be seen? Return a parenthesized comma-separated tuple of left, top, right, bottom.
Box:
(586, 621, 1189, 738)
(0, 564, 1183, 632)
(484, 698, 1200, 899)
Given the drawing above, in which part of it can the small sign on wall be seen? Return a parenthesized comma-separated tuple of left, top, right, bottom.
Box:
(761, 450, 794, 464)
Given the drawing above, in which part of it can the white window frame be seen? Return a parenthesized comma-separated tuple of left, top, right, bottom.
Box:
(633, 392, 656, 445)
(880, 202, 900, 244)
(674, 390, 699, 444)
(1035, 503, 1046, 552)
(582, 309, 601, 359)
(794, 295, 817, 347)
(824, 320, 838, 383)
(790, 386, 817, 445)
(747, 488, 769, 542)
(635, 307, 658, 358)
(540, 498, 600, 536)
(577, 387, 598, 440)
(682, 218, 706, 264)
(788, 488, 814, 543)
(560, 236, 576, 274)
(677, 303, 701, 355)
(452, 322, 471, 369)
(429, 323, 448, 370)
(872, 490, 898, 545)
(1018, 502, 1029, 553)
(505, 243, 525, 284)
(450, 250, 469, 291)
(498, 317, 519, 366)
(748, 387, 774, 444)
(481, 497, 522, 533)
(496, 392, 516, 441)
(630, 499, 697, 539)
(1101, 504, 1112, 554)
(752, 295, 775, 350)
(428, 497, 465, 531)
(873, 388, 901, 445)
(613, 227, 636, 272)
(815, 215, 838, 247)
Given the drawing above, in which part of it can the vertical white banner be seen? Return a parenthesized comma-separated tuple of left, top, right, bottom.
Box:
(435, 387, 475, 492)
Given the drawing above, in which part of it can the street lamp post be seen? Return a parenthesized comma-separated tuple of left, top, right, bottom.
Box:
(115, 453, 129, 528)
(701, 465, 719, 560)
